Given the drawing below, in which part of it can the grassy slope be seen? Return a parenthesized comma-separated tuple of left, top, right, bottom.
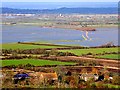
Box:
(1, 43, 62, 49)
(1, 59, 76, 67)
(60, 47, 119, 56)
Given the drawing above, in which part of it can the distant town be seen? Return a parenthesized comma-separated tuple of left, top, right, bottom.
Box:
(1, 13, 118, 31)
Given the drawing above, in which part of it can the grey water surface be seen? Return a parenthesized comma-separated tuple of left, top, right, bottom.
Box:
(2, 25, 118, 47)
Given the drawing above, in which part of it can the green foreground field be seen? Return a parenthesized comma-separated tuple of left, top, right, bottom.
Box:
(1, 43, 64, 49)
(1, 59, 76, 67)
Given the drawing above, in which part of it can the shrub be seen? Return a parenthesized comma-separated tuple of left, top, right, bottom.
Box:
(112, 76, 120, 85)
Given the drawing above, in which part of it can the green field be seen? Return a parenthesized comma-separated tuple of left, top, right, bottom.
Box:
(1, 59, 76, 67)
(96, 54, 120, 60)
(60, 47, 119, 56)
(1, 43, 63, 49)
(104, 84, 120, 88)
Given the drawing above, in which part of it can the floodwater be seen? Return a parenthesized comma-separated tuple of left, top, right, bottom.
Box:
(1, 25, 118, 47)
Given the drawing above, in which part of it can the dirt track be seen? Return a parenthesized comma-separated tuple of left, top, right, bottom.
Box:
(41, 56, 120, 68)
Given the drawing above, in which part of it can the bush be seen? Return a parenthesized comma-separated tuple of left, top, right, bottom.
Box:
(90, 83, 96, 88)
(86, 52, 93, 55)
(112, 76, 120, 85)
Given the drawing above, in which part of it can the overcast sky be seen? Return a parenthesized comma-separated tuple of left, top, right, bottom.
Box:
(1, 0, 120, 2)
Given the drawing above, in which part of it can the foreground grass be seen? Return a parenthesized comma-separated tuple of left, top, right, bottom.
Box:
(60, 47, 119, 56)
(1, 43, 63, 49)
(104, 84, 120, 88)
(1, 59, 77, 67)
(96, 54, 120, 60)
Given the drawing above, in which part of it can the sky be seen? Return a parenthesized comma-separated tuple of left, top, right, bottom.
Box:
(2, 2, 118, 9)
(1, 0, 119, 9)
(1, 0, 120, 2)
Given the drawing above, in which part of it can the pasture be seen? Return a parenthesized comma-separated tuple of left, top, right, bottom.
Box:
(1, 43, 64, 49)
(96, 54, 120, 60)
(1, 59, 77, 67)
(60, 47, 119, 56)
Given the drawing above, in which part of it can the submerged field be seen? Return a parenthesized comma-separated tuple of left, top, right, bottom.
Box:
(1, 59, 76, 67)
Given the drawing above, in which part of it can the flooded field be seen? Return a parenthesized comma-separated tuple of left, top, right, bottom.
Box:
(2, 25, 118, 46)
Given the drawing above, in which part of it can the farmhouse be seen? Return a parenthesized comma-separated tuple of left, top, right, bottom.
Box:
(29, 71, 58, 85)
(79, 73, 99, 81)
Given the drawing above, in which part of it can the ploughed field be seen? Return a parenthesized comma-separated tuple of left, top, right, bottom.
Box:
(1, 59, 76, 67)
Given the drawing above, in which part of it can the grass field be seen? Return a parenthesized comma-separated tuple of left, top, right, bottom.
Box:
(96, 54, 120, 60)
(1, 59, 77, 67)
(60, 47, 119, 56)
(104, 84, 120, 88)
(1, 43, 63, 49)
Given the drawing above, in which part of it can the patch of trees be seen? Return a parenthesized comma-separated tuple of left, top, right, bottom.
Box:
(1, 49, 77, 60)
(18, 42, 72, 48)
(2, 56, 28, 60)
(77, 60, 101, 67)
(81, 51, 120, 57)
(2, 49, 76, 55)
(91, 46, 119, 48)
(2, 49, 48, 54)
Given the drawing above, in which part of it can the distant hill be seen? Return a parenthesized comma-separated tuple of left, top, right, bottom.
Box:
(1, 7, 118, 14)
